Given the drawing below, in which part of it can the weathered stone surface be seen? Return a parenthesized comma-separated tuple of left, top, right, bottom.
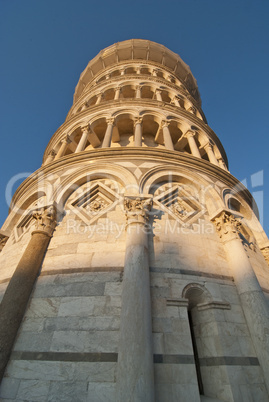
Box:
(1, 39, 269, 401)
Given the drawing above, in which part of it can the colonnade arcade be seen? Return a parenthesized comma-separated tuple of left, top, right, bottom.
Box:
(45, 113, 227, 170)
(73, 79, 202, 120)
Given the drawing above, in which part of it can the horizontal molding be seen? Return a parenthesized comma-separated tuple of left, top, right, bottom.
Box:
(40, 267, 124, 276)
(154, 354, 194, 364)
(11, 351, 118, 363)
(150, 267, 234, 282)
(199, 356, 260, 367)
(10, 351, 259, 368)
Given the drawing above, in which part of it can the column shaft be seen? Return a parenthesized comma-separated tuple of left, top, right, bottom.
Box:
(162, 123, 174, 150)
(114, 87, 121, 100)
(0, 206, 56, 382)
(213, 212, 269, 395)
(134, 119, 142, 146)
(55, 136, 70, 160)
(186, 132, 201, 158)
(136, 86, 142, 98)
(205, 143, 219, 166)
(155, 90, 162, 101)
(102, 120, 114, 148)
(116, 197, 154, 402)
(75, 127, 89, 153)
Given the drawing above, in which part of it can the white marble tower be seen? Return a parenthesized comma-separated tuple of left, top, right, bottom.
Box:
(0, 40, 269, 401)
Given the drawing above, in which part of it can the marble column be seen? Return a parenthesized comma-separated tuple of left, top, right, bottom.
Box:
(173, 96, 181, 107)
(134, 117, 143, 147)
(116, 195, 155, 402)
(0, 205, 57, 382)
(114, 86, 121, 100)
(162, 121, 174, 150)
(75, 125, 89, 153)
(81, 101, 88, 111)
(95, 92, 103, 105)
(155, 89, 162, 101)
(185, 130, 201, 158)
(204, 142, 219, 166)
(218, 157, 227, 170)
(212, 211, 269, 394)
(102, 118, 114, 148)
(55, 135, 71, 160)
(135, 85, 142, 99)
(45, 150, 56, 164)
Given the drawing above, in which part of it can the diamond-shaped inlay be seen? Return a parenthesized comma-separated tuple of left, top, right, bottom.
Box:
(153, 185, 205, 225)
(67, 181, 121, 225)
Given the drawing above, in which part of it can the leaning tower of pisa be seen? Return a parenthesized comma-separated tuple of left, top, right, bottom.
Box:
(0, 39, 269, 401)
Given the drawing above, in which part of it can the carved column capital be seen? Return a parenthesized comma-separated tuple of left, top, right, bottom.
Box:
(261, 246, 269, 265)
(0, 233, 9, 252)
(212, 211, 241, 242)
(187, 106, 197, 114)
(32, 205, 57, 237)
(184, 130, 196, 139)
(62, 134, 71, 145)
(81, 124, 89, 134)
(124, 196, 153, 226)
(134, 116, 143, 126)
(106, 117, 115, 126)
(204, 142, 213, 151)
(49, 149, 56, 157)
(161, 120, 169, 129)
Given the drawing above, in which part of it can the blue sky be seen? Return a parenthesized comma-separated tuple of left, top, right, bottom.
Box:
(0, 0, 269, 235)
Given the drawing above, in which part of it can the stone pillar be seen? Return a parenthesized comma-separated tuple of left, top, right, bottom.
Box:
(204, 142, 219, 166)
(136, 66, 141, 74)
(155, 89, 162, 101)
(0, 205, 57, 382)
(185, 130, 201, 158)
(152, 68, 158, 77)
(114, 86, 121, 100)
(81, 101, 88, 111)
(218, 157, 227, 170)
(187, 105, 197, 115)
(96, 92, 103, 105)
(116, 195, 155, 402)
(173, 96, 181, 107)
(102, 118, 114, 148)
(75, 125, 89, 153)
(212, 211, 269, 394)
(162, 120, 174, 150)
(45, 150, 56, 164)
(134, 117, 143, 147)
(135, 85, 142, 99)
(55, 135, 71, 160)
(120, 68, 125, 76)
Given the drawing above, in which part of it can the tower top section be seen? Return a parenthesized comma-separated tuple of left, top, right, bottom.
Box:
(74, 39, 201, 105)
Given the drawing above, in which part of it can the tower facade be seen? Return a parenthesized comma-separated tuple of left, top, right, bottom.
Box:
(0, 39, 269, 401)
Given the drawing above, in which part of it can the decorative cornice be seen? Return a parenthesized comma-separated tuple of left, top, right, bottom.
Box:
(10, 148, 257, 221)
